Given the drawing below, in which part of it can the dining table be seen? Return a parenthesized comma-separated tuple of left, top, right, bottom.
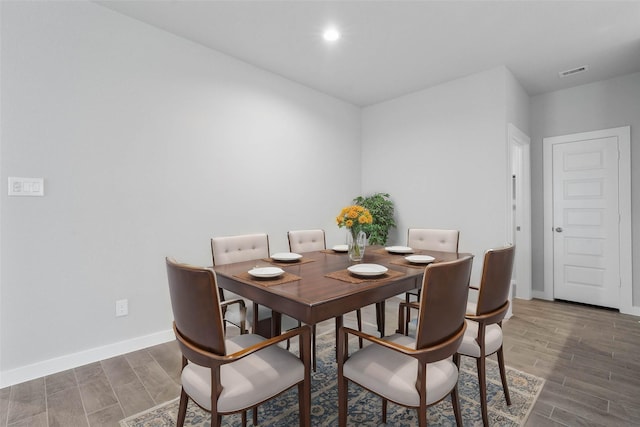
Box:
(212, 245, 470, 338)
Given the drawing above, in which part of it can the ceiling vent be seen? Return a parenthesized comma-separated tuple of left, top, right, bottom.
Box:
(559, 65, 589, 78)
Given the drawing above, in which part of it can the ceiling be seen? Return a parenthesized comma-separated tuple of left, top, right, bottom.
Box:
(96, 1, 640, 106)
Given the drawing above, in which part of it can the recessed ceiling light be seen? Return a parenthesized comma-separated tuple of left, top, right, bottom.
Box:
(323, 28, 341, 42)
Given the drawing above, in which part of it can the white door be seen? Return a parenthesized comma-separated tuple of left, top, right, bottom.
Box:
(551, 136, 620, 308)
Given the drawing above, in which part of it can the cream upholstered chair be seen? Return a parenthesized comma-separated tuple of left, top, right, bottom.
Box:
(165, 258, 311, 427)
(287, 229, 364, 370)
(456, 245, 515, 427)
(407, 228, 460, 252)
(337, 255, 474, 427)
(402, 228, 460, 334)
(211, 233, 298, 335)
(287, 229, 326, 254)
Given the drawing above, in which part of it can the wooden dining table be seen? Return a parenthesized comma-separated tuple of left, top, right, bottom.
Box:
(213, 245, 469, 338)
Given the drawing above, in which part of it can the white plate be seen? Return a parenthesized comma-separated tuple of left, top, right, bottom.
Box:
(332, 244, 349, 252)
(248, 267, 285, 278)
(271, 252, 302, 262)
(385, 246, 414, 254)
(347, 264, 389, 277)
(405, 255, 435, 264)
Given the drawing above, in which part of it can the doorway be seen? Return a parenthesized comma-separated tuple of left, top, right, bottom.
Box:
(507, 124, 532, 302)
(543, 126, 632, 312)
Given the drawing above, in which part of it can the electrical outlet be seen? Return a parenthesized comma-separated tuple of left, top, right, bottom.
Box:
(8, 177, 44, 196)
(115, 299, 128, 317)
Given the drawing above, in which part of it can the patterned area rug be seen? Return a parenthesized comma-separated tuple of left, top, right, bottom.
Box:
(120, 331, 544, 426)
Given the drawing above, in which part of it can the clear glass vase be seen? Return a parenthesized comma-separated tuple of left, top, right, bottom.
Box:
(347, 229, 367, 262)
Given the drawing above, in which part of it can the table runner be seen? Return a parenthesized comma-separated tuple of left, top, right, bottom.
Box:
(325, 268, 405, 284)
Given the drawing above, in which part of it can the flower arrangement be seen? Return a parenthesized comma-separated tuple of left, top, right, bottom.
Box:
(337, 205, 373, 261)
(336, 205, 373, 261)
(336, 205, 373, 233)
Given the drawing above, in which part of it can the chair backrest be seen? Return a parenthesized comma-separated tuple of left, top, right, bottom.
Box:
(165, 257, 226, 356)
(475, 245, 516, 320)
(211, 233, 270, 266)
(288, 229, 326, 253)
(415, 255, 473, 350)
(407, 228, 460, 252)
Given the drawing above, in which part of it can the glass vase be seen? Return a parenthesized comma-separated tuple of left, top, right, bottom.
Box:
(347, 229, 367, 262)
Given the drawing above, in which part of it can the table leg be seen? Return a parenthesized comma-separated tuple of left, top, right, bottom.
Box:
(271, 310, 282, 338)
(334, 315, 343, 362)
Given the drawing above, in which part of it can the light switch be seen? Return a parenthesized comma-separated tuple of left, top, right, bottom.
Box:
(8, 177, 44, 196)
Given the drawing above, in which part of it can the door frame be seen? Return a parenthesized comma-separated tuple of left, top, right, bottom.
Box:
(543, 126, 636, 315)
(507, 124, 532, 300)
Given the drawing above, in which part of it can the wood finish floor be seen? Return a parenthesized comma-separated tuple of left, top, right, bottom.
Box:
(1, 298, 639, 426)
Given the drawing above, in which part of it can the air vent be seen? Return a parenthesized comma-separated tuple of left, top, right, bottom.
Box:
(559, 65, 588, 78)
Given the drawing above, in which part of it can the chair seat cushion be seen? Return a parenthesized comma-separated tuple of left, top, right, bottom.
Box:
(343, 334, 458, 407)
(181, 334, 304, 413)
(457, 320, 503, 358)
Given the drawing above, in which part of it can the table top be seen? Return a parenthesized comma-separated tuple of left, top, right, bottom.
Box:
(213, 246, 468, 325)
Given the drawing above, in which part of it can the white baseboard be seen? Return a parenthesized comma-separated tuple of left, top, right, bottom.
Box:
(620, 305, 640, 317)
(0, 329, 174, 388)
(532, 290, 550, 300)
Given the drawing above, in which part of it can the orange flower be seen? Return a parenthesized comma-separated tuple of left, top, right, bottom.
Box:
(336, 204, 373, 231)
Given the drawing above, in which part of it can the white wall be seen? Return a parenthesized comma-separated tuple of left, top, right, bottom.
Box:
(361, 67, 521, 284)
(530, 72, 640, 305)
(0, 1, 361, 386)
(505, 69, 531, 136)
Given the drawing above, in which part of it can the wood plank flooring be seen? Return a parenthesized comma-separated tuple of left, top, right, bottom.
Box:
(1, 297, 639, 426)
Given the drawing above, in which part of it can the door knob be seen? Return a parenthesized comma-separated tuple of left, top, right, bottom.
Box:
(555, 227, 563, 232)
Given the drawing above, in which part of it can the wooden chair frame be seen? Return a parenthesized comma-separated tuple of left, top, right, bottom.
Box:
(175, 323, 312, 427)
(337, 325, 465, 427)
(337, 256, 473, 427)
(167, 258, 312, 427)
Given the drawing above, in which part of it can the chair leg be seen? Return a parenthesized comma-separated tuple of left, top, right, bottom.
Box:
(375, 301, 386, 337)
(241, 410, 247, 426)
(299, 381, 311, 427)
(451, 386, 463, 427)
(356, 309, 363, 348)
(337, 330, 348, 427)
(417, 401, 427, 427)
(404, 293, 411, 336)
(477, 356, 489, 427)
(338, 376, 348, 427)
(176, 388, 188, 427)
(397, 302, 406, 334)
(252, 302, 260, 334)
(497, 346, 512, 405)
(312, 323, 317, 372)
(382, 398, 388, 424)
(252, 407, 258, 426)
